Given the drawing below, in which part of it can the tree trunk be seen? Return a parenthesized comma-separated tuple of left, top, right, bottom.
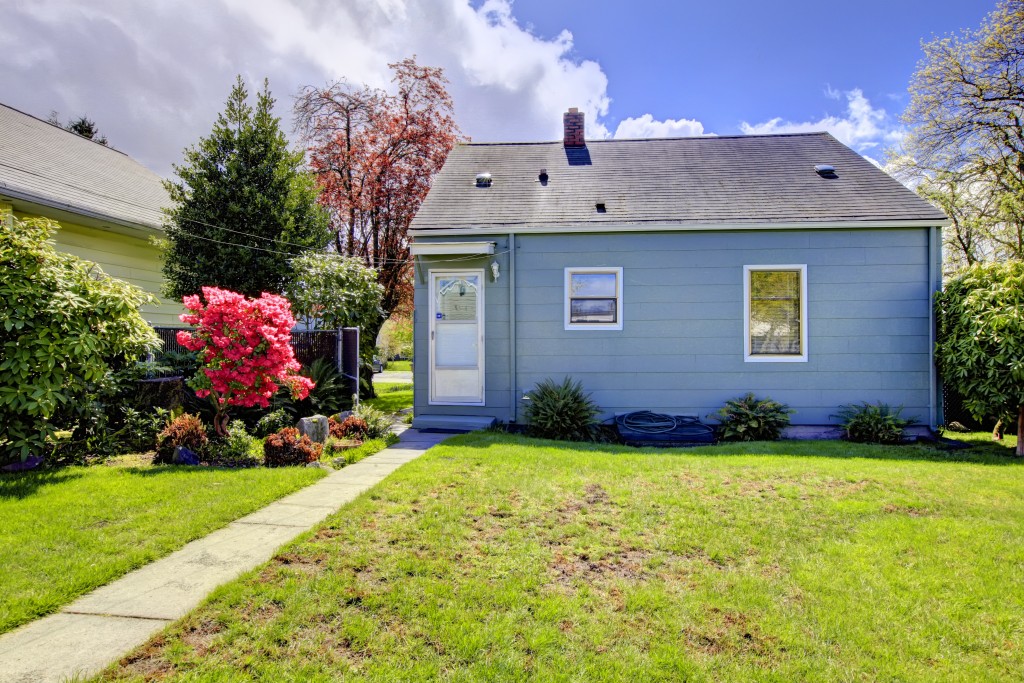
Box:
(1017, 406, 1024, 457)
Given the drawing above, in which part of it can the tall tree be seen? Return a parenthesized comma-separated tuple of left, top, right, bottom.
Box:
(901, 0, 1024, 267)
(293, 58, 463, 324)
(162, 76, 330, 299)
(48, 112, 109, 145)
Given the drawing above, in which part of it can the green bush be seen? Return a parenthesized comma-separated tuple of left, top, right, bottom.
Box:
(290, 358, 353, 418)
(116, 406, 169, 453)
(352, 404, 394, 439)
(833, 403, 917, 444)
(713, 393, 793, 442)
(523, 377, 601, 442)
(155, 413, 208, 464)
(254, 408, 293, 438)
(935, 261, 1024, 456)
(263, 427, 321, 467)
(208, 420, 260, 467)
(0, 215, 159, 463)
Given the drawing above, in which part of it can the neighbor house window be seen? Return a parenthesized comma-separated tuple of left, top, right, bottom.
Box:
(565, 267, 623, 330)
(744, 265, 807, 362)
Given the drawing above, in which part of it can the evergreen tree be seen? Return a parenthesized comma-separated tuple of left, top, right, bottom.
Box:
(162, 76, 330, 299)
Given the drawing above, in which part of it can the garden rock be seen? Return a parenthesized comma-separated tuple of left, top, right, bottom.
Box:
(173, 446, 200, 465)
(298, 415, 330, 444)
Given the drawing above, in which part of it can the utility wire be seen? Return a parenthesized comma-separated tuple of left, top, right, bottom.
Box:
(3, 161, 502, 266)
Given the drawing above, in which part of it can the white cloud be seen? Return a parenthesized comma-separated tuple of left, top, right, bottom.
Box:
(0, 0, 615, 174)
(612, 114, 710, 139)
(739, 88, 900, 153)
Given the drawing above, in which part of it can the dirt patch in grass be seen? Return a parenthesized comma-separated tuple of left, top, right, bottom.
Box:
(549, 548, 654, 585)
(178, 617, 225, 658)
(271, 551, 329, 576)
(115, 634, 174, 680)
(683, 608, 776, 658)
(555, 483, 619, 519)
(883, 503, 933, 517)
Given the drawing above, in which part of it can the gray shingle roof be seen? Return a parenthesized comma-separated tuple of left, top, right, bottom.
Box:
(411, 132, 947, 231)
(0, 103, 168, 231)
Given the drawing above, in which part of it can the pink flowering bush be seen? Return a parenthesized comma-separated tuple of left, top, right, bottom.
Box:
(177, 287, 314, 435)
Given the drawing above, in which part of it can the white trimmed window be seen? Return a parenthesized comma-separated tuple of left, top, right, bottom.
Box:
(744, 265, 807, 362)
(565, 267, 623, 330)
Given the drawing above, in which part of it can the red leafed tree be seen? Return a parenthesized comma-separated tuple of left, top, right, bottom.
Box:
(293, 57, 464, 326)
(177, 287, 314, 436)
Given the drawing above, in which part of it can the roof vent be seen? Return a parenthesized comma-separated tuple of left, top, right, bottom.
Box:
(814, 164, 837, 178)
(538, 168, 548, 184)
(475, 172, 492, 187)
(595, 202, 607, 213)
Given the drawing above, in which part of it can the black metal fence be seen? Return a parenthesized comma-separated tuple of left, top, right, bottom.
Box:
(152, 327, 341, 369)
(941, 383, 984, 430)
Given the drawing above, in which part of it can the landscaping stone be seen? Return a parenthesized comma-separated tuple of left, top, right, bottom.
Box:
(173, 446, 200, 465)
(298, 415, 330, 443)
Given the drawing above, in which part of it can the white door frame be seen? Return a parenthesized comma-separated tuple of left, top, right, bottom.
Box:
(428, 269, 485, 405)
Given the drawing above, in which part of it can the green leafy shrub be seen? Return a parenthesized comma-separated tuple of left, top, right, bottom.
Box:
(0, 215, 159, 463)
(352, 404, 394, 439)
(290, 358, 352, 417)
(833, 403, 917, 444)
(713, 393, 793, 442)
(155, 413, 208, 464)
(523, 377, 601, 442)
(263, 427, 321, 467)
(116, 406, 169, 453)
(935, 261, 1024, 455)
(208, 420, 260, 467)
(254, 409, 293, 438)
(330, 415, 368, 439)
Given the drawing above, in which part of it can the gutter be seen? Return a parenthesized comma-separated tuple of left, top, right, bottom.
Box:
(0, 184, 164, 237)
(411, 219, 952, 239)
(929, 225, 941, 429)
(508, 233, 517, 423)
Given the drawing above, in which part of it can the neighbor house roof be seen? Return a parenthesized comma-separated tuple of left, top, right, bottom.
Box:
(410, 132, 948, 232)
(0, 103, 168, 232)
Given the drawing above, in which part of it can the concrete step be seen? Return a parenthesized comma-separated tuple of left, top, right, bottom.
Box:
(410, 414, 497, 432)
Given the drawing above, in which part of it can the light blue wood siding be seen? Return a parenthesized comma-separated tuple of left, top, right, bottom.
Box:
(413, 228, 936, 426)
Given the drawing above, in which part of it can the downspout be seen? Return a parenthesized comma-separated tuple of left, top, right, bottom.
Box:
(508, 233, 517, 423)
(928, 225, 940, 430)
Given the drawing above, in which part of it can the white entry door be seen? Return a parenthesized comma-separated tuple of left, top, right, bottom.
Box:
(429, 270, 485, 405)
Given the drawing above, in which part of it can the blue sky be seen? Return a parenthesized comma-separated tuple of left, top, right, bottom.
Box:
(0, 0, 994, 175)
(507, 0, 986, 137)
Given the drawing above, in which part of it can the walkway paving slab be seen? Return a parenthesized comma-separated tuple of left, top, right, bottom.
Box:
(0, 427, 450, 683)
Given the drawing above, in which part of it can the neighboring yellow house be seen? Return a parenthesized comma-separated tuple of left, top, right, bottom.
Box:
(0, 102, 181, 325)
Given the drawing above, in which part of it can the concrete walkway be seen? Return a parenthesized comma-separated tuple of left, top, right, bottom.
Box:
(0, 427, 450, 683)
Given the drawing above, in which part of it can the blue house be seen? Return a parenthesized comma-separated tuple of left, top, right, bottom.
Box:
(408, 108, 949, 434)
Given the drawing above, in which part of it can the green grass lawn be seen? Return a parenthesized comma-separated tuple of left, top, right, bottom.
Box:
(99, 434, 1024, 682)
(0, 463, 325, 634)
(364, 382, 413, 414)
(384, 360, 411, 372)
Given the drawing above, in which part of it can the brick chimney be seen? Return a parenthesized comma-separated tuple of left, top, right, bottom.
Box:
(563, 107, 585, 147)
